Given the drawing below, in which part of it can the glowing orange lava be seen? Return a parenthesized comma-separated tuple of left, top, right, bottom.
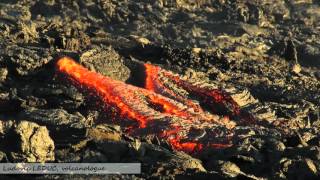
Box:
(57, 57, 150, 128)
(144, 63, 203, 113)
(56, 57, 251, 153)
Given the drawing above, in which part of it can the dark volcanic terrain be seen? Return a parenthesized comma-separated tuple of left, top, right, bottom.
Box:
(0, 0, 320, 180)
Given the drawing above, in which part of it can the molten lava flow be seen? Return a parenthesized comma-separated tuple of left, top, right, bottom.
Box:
(144, 64, 203, 113)
(144, 63, 254, 122)
(56, 57, 251, 153)
(57, 57, 150, 128)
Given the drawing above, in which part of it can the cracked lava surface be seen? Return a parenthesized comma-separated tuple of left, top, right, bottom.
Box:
(56, 56, 257, 153)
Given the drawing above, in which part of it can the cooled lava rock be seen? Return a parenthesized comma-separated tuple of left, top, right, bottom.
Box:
(0, 0, 319, 180)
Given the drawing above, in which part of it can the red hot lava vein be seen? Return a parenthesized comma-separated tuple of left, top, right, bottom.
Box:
(56, 57, 245, 153)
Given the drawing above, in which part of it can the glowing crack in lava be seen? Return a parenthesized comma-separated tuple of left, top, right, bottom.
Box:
(56, 57, 252, 153)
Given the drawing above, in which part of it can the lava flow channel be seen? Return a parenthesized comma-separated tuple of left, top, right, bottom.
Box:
(56, 57, 237, 153)
(144, 63, 255, 123)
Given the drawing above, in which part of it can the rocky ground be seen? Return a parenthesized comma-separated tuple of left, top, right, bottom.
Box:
(0, 0, 320, 179)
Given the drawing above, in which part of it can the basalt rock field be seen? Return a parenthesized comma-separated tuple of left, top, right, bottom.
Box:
(0, 0, 320, 180)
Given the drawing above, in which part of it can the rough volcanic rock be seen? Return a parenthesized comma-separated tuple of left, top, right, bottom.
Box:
(86, 124, 122, 142)
(0, 0, 319, 179)
(1, 120, 55, 162)
(4, 45, 53, 76)
(19, 108, 90, 129)
(80, 46, 131, 81)
(0, 68, 8, 82)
